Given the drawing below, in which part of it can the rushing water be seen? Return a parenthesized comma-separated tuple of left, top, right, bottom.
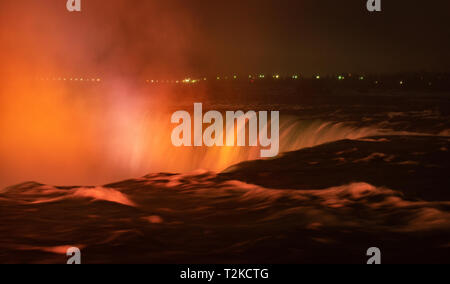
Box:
(0, 135, 449, 263)
(1, 83, 449, 263)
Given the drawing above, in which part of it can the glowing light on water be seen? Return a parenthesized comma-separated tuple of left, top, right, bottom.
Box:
(0, 77, 383, 187)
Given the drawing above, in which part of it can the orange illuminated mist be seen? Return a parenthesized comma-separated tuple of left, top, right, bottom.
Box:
(0, 1, 265, 188)
(0, 1, 379, 188)
(0, 0, 199, 187)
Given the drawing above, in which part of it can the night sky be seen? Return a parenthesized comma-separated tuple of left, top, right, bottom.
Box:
(1, 0, 450, 78)
(188, 0, 450, 76)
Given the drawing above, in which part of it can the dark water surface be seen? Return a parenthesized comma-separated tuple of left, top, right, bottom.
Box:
(1, 90, 449, 263)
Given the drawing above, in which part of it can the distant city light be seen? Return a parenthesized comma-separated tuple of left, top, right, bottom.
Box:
(36, 73, 441, 87)
(36, 76, 103, 82)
